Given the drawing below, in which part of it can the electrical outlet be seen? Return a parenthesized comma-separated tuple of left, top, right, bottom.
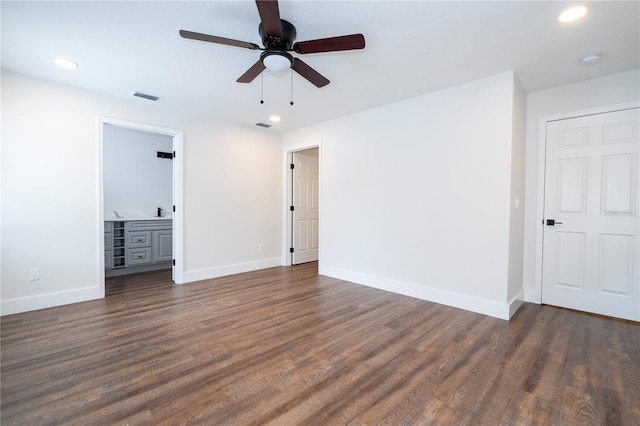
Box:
(258, 243, 264, 252)
(30, 268, 40, 281)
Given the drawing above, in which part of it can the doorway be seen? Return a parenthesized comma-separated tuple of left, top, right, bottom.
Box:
(541, 107, 639, 321)
(99, 117, 184, 293)
(287, 147, 319, 265)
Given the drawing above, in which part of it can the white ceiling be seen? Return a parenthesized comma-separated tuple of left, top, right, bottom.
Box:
(2, 1, 639, 133)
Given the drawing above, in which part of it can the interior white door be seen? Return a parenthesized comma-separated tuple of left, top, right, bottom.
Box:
(292, 151, 319, 265)
(542, 108, 639, 321)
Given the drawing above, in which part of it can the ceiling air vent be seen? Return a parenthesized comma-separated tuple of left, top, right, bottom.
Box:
(133, 91, 160, 101)
(256, 122, 272, 128)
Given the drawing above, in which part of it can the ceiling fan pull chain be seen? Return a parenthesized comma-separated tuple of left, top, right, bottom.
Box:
(290, 69, 294, 106)
(260, 73, 264, 104)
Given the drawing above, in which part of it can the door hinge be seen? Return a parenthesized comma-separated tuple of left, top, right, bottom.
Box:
(172, 259, 176, 266)
(290, 163, 295, 169)
(173, 205, 176, 212)
(173, 151, 176, 159)
(290, 205, 295, 211)
(289, 247, 294, 253)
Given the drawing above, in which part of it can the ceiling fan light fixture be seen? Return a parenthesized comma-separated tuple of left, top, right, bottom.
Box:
(261, 51, 292, 72)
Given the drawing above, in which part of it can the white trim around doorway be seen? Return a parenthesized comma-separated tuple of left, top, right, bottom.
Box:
(98, 117, 185, 291)
(282, 143, 322, 266)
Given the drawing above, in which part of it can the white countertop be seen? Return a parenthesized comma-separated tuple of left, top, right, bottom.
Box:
(104, 210, 172, 221)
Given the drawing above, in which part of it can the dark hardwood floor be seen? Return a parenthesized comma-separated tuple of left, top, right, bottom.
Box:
(1, 263, 639, 425)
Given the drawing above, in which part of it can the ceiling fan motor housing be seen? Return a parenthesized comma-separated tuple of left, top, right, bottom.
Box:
(259, 19, 297, 50)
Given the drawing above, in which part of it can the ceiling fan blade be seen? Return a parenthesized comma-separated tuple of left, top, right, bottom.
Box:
(180, 30, 260, 50)
(292, 58, 330, 88)
(255, 0, 282, 38)
(237, 60, 267, 83)
(293, 34, 365, 54)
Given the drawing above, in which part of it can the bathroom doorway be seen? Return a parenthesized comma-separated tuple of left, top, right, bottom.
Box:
(99, 117, 184, 292)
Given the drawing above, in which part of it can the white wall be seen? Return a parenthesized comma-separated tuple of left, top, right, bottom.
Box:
(1, 71, 283, 315)
(522, 69, 640, 302)
(181, 119, 283, 278)
(7, 67, 634, 317)
(103, 124, 173, 216)
(284, 71, 523, 319)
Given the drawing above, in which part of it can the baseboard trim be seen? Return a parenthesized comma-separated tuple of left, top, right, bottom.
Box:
(1, 286, 103, 316)
(508, 289, 525, 319)
(320, 265, 515, 320)
(2, 262, 525, 320)
(182, 258, 282, 283)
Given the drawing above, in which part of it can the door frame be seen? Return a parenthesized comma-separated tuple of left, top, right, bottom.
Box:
(282, 144, 321, 266)
(98, 117, 185, 294)
(533, 101, 639, 304)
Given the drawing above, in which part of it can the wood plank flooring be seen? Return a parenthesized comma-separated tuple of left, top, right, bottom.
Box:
(2, 262, 639, 425)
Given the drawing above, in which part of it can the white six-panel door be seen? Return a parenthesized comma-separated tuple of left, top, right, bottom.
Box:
(542, 108, 639, 321)
(292, 152, 319, 265)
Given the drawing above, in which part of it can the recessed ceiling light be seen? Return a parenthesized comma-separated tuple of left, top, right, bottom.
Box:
(269, 115, 281, 123)
(580, 54, 601, 66)
(557, 5, 588, 23)
(54, 57, 79, 69)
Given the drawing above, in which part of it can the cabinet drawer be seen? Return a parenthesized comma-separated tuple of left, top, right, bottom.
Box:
(126, 220, 172, 231)
(127, 248, 152, 265)
(104, 222, 113, 232)
(127, 231, 151, 248)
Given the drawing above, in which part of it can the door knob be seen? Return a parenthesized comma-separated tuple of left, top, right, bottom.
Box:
(546, 219, 563, 226)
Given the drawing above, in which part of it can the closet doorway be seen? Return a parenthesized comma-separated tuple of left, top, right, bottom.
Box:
(540, 107, 639, 321)
(289, 147, 319, 265)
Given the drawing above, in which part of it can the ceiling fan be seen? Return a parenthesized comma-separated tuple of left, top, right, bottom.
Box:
(179, 0, 365, 88)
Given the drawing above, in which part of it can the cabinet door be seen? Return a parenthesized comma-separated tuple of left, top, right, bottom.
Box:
(105, 250, 114, 269)
(153, 230, 173, 263)
(104, 222, 114, 269)
(104, 232, 113, 251)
